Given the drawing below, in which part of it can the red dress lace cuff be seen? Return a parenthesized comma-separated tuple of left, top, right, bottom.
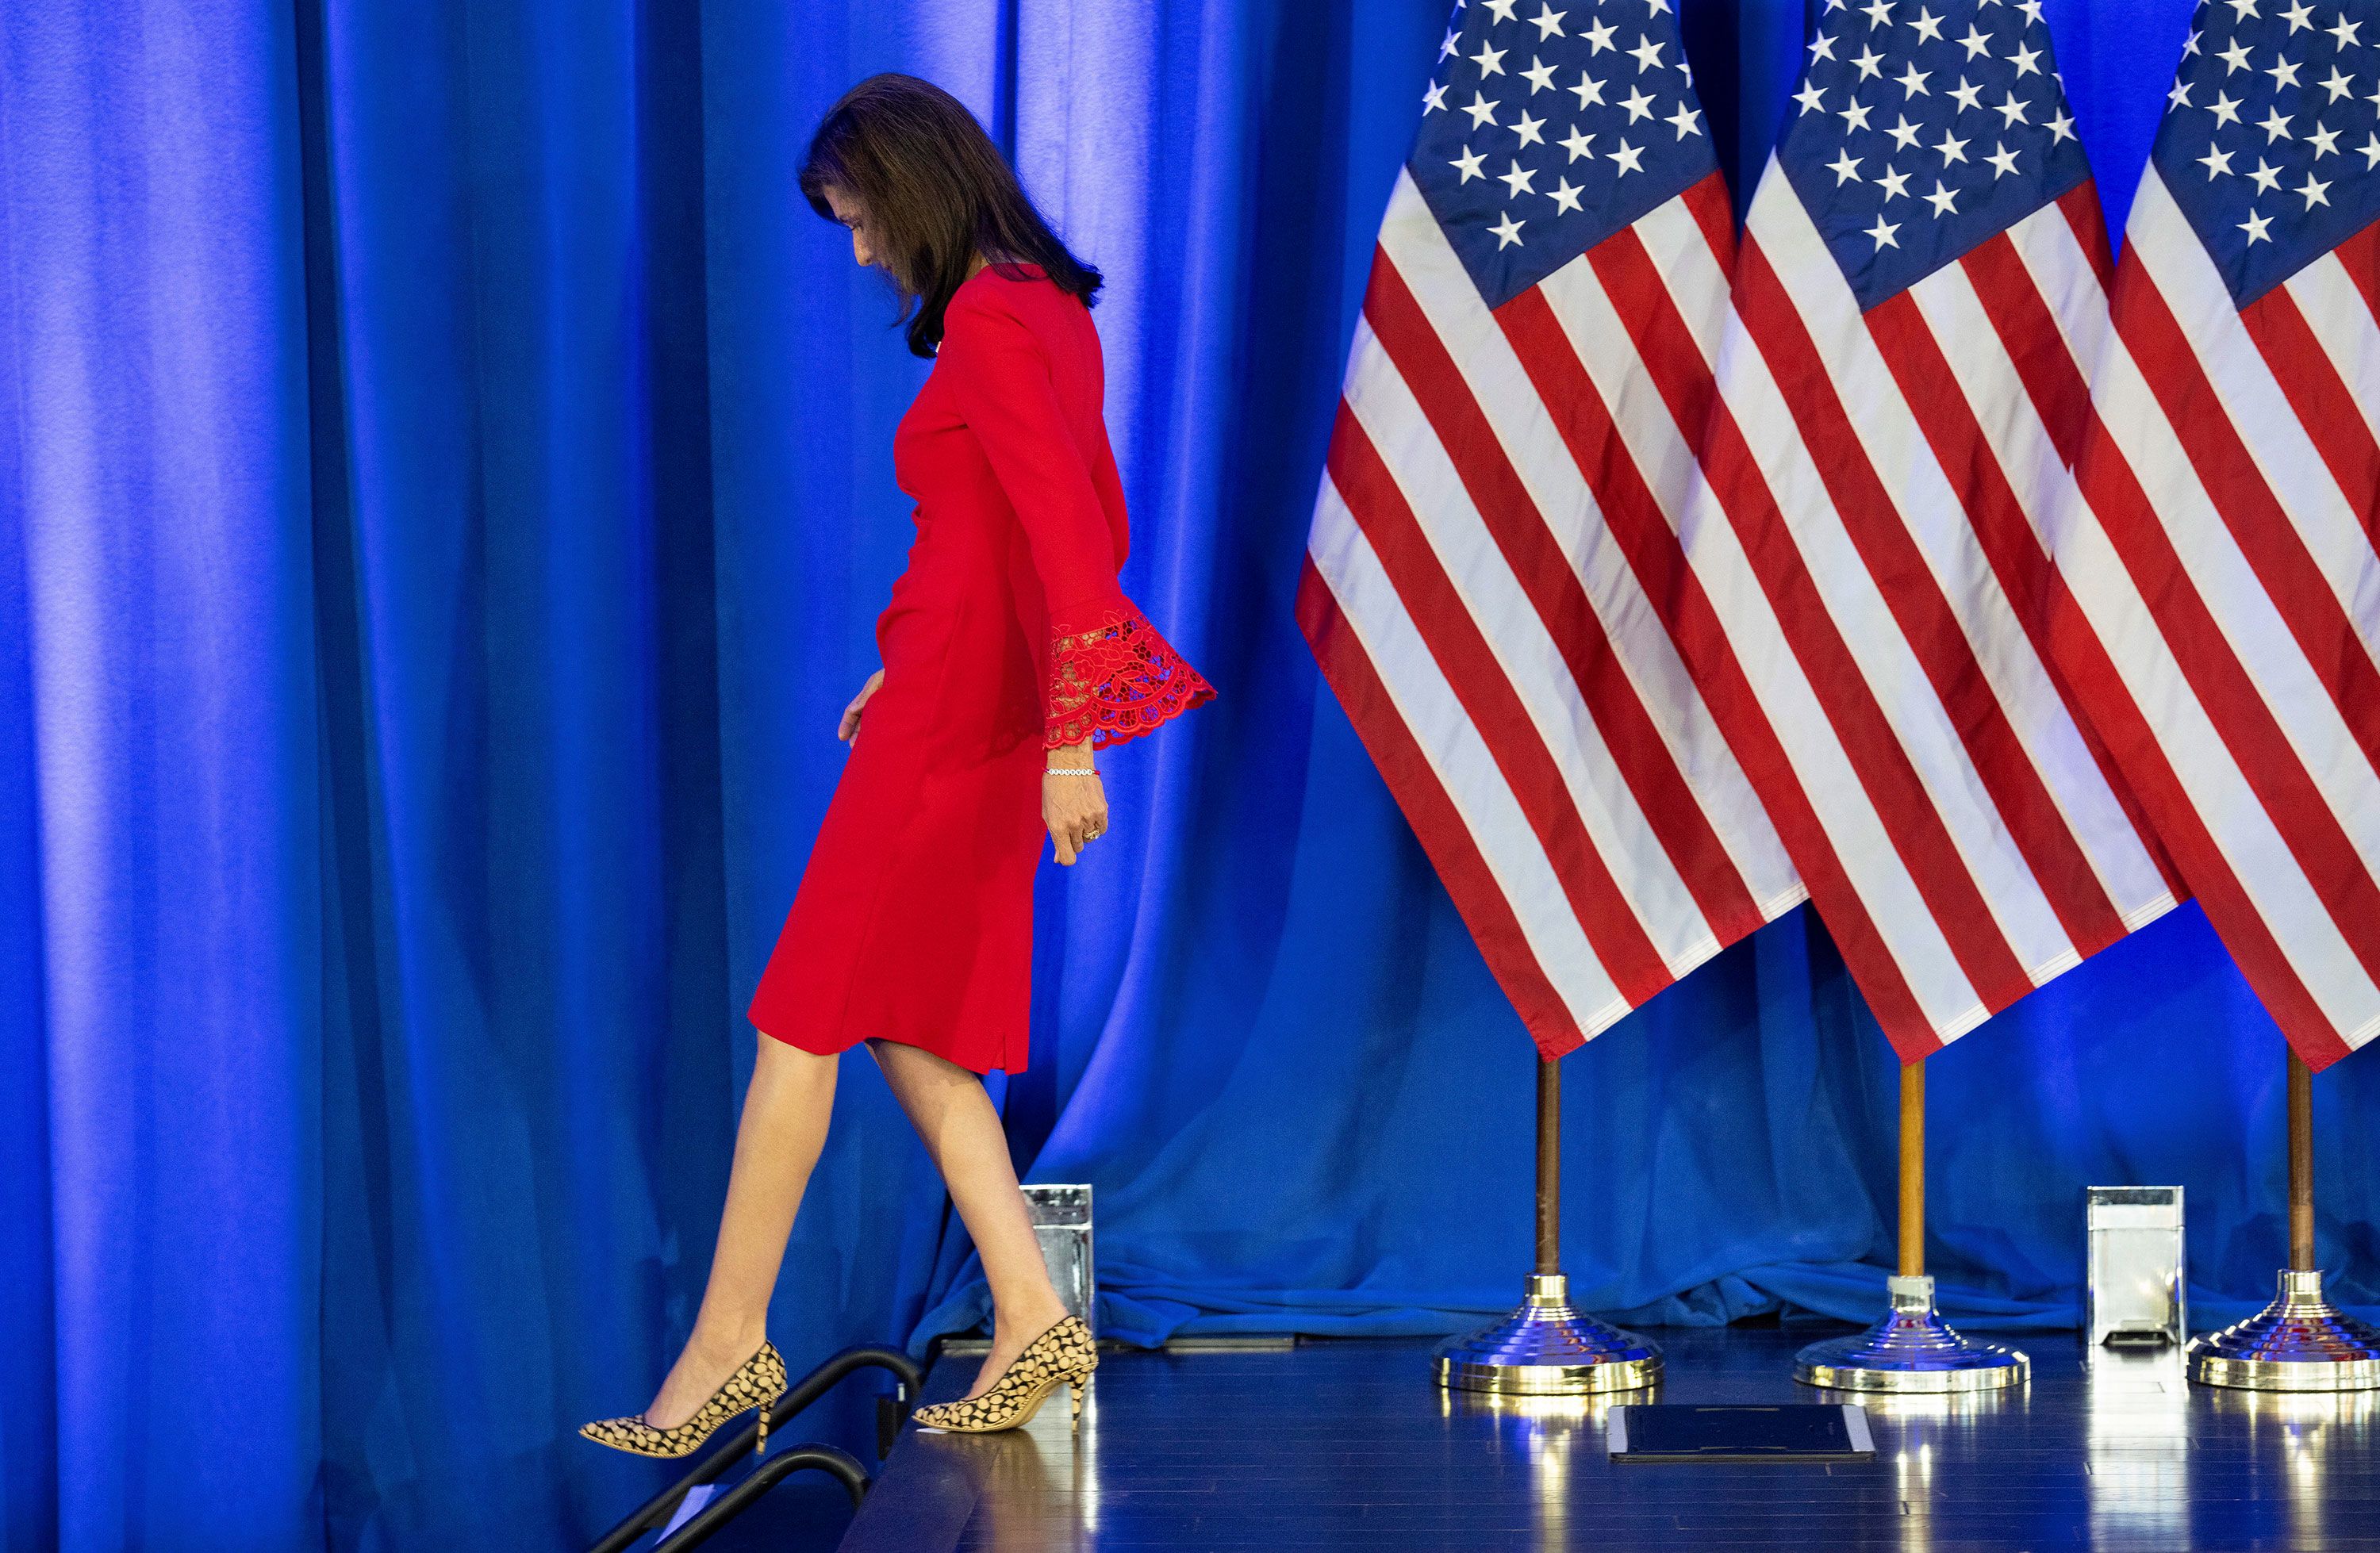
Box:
(1046, 608, 1216, 750)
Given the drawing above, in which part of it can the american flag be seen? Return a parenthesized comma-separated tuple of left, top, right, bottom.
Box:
(1299, 0, 1807, 1054)
(2060, 0, 2380, 1070)
(1682, 0, 2186, 1060)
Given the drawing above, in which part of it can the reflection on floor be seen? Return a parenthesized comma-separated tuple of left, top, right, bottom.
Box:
(839, 1325, 2380, 1551)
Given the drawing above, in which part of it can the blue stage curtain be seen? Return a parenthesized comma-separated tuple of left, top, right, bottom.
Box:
(1, 3, 322, 1547)
(3, 2, 2374, 1549)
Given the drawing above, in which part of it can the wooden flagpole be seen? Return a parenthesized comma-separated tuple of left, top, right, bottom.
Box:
(2186, 1043, 2380, 1389)
(1791, 1046, 2026, 1390)
(2287, 1048, 2314, 1274)
(1536, 1055, 1561, 1278)
(1899, 1058, 1925, 1279)
(1431, 1049, 1661, 1394)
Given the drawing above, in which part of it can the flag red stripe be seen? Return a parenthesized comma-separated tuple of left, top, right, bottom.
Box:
(2239, 283, 2380, 562)
(2067, 375, 2380, 998)
(1956, 234, 2186, 902)
(1595, 226, 2033, 1030)
(1296, 558, 1584, 1057)
(1857, 290, 2136, 955)
(1361, 253, 1767, 945)
(1676, 232, 2047, 1003)
(2330, 219, 2380, 324)
(2037, 573, 2351, 1068)
(1326, 406, 1676, 1003)
(1680, 170, 1737, 270)
(2056, 184, 2116, 292)
(2056, 190, 2361, 1064)
(2109, 253, 2380, 782)
(1492, 284, 1936, 1044)
(1966, 229, 2096, 466)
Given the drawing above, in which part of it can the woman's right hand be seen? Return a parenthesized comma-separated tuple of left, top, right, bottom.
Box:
(838, 669, 885, 742)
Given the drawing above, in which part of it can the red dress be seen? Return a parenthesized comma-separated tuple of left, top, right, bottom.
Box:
(747, 262, 1213, 1074)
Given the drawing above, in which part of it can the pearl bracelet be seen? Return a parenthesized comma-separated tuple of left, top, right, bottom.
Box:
(1045, 765, 1097, 777)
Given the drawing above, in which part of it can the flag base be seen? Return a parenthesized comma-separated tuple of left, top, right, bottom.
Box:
(1793, 1275, 2029, 1394)
(2187, 1270, 2380, 1392)
(1433, 1275, 1662, 1396)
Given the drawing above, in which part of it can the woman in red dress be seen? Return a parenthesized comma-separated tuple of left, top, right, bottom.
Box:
(578, 75, 1211, 1455)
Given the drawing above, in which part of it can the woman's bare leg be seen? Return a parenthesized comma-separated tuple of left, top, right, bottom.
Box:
(866, 1038, 1071, 1397)
(642, 1035, 839, 1428)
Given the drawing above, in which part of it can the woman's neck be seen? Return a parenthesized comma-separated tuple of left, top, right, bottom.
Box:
(966, 251, 988, 279)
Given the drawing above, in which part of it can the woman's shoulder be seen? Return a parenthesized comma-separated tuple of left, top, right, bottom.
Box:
(943, 263, 1096, 374)
(962, 257, 1051, 292)
(951, 260, 1082, 322)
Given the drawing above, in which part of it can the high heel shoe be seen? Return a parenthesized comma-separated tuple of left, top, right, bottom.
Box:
(578, 1340, 789, 1458)
(908, 1314, 1098, 1434)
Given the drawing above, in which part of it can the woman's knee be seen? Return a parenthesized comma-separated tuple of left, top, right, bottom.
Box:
(754, 1030, 837, 1078)
(865, 1036, 971, 1085)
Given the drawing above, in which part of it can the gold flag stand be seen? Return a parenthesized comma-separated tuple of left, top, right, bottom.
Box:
(1793, 1056, 2029, 1392)
(2186, 1047, 2380, 1390)
(1432, 1054, 1661, 1394)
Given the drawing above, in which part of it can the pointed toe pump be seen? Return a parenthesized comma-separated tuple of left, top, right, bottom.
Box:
(909, 1314, 1099, 1435)
(578, 1340, 789, 1459)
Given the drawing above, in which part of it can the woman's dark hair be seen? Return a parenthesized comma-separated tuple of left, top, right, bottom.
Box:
(800, 73, 1102, 359)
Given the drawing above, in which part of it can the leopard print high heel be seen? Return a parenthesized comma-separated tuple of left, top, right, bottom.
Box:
(909, 1314, 1098, 1434)
(578, 1340, 789, 1458)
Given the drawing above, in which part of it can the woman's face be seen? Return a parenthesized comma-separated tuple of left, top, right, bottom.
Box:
(823, 184, 877, 269)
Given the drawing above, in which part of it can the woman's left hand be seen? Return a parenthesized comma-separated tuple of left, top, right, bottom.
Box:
(1043, 742, 1108, 865)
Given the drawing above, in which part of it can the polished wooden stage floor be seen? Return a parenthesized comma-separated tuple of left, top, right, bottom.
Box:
(836, 1325, 2380, 1551)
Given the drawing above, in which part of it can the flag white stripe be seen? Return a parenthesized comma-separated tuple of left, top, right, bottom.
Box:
(1998, 196, 2118, 410)
(2083, 336, 2368, 819)
(1340, 324, 1719, 972)
(1899, 214, 2182, 918)
(1307, 481, 1627, 1032)
(2284, 253, 2380, 488)
(1539, 240, 1990, 1037)
(1628, 197, 1732, 367)
(2128, 174, 2380, 667)
(2022, 188, 2380, 1048)
(1375, 178, 1804, 917)
(2056, 434, 2380, 1041)
(2055, 454, 2380, 1041)
(2034, 205, 2340, 759)
(2082, 318, 2380, 861)
(1731, 177, 2083, 979)
(1897, 245, 2174, 922)
(1760, 186, 2169, 926)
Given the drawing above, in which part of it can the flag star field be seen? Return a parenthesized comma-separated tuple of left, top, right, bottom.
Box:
(1777, 0, 2094, 309)
(1408, 0, 1718, 308)
(2155, 0, 2380, 305)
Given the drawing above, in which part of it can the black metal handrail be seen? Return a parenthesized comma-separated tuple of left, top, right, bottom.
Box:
(647, 1446, 871, 1551)
(587, 1344, 923, 1553)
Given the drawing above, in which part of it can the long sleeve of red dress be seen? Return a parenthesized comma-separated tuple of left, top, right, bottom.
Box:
(745, 261, 1211, 1074)
(935, 275, 1213, 749)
